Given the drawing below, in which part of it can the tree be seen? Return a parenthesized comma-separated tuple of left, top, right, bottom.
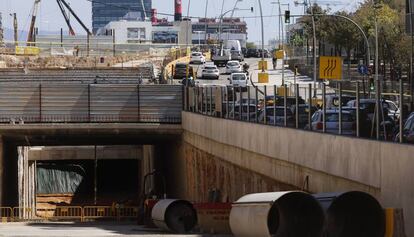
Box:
(246, 42, 256, 49)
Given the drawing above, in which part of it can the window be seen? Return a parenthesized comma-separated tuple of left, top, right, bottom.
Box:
(127, 28, 146, 39)
(232, 74, 246, 81)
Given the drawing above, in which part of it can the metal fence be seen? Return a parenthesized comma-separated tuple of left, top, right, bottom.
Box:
(0, 84, 182, 124)
(0, 206, 138, 222)
(184, 79, 412, 144)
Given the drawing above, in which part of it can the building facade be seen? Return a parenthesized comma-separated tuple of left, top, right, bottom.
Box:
(92, 0, 152, 33)
(191, 18, 248, 47)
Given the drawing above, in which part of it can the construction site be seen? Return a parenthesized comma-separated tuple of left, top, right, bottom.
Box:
(0, 0, 412, 237)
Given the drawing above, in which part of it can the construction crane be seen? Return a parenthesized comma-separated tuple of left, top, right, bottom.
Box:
(27, 0, 41, 44)
(26, 0, 91, 42)
(56, 0, 91, 35)
(56, 0, 75, 35)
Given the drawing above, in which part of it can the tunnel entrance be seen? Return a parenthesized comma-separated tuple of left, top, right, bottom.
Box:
(16, 146, 144, 220)
(35, 159, 140, 208)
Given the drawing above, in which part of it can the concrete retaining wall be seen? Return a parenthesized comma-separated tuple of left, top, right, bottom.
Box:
(182, 112, 414, 236)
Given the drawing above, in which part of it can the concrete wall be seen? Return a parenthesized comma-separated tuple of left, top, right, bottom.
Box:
(182, 112, 414, 235)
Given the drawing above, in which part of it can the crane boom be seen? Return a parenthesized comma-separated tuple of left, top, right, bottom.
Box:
(27, 0, 41, 44)
(56, 0, 76, 35)
(59, 0, 91, 35)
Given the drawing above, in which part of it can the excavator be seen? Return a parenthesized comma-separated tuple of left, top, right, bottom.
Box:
(26, 0, 91, 45)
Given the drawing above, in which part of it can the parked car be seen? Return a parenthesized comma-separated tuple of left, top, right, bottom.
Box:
(325, 94, 355, 109)
(290, 104, 318, 128)
(258, 96, 305, 110)
(190, 52, 206, 64)
(246, 48, 259, 58)
(201, 64, 220, 79)
(228, 104, 258, 121)
(225, 61, 242, 74)
(306, 109, 356, 136)
(346, 99, 400, 121)
(258, 49, 270, 58)
(395, 112, 414, 143)
(258, 106, 295, 126)
(228, 73, 249, 91)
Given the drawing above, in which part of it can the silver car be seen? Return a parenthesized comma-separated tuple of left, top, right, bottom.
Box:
(307, 109, 356, 136)
(201, 65, 220, 79)
(225, 61, 242, 74)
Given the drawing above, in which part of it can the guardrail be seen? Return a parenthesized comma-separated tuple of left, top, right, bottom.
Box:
(0, 206, 138, 222)
(183, 79, 413, 144)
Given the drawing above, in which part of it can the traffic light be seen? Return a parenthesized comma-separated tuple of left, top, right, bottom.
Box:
(369, 78, 375, 91)
(285, 10, 290, 24)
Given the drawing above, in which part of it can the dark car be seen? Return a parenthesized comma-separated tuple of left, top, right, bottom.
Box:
(290, 104, 318, 128)
(246, 48, 259, 58)
(258, 49, 270, 58)
(395, 112, 414, 143)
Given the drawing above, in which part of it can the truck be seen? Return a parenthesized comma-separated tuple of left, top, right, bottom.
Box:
(212, 47, 231, 67)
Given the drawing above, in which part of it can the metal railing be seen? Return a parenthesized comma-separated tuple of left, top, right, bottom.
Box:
(184, 79, 412, 144)
(0, 206, 139, 222)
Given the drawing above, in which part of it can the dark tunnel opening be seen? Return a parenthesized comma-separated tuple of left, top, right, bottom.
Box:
(267, 192, 325, 237)
(323, 191, 385, 237)
(36, 159, 140, 207)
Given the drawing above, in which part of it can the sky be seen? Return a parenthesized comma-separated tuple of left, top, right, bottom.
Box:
(0, 0, 364, 43)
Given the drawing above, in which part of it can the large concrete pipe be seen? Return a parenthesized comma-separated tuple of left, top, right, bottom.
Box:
(230, 191, 324, 237)
(314, 191, 385, 237)
(151, 199, 197, 234)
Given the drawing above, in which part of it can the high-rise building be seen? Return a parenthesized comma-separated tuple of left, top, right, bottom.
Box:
(92, 0, 152, 34)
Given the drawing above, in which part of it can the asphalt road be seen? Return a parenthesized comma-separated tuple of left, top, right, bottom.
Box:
(0, 222, 231, 237)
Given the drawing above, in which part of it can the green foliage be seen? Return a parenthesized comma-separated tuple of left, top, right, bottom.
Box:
(246, 42, 257, 49)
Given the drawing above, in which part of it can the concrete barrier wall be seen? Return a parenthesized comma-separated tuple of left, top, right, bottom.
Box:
(182, 112, 414, 236)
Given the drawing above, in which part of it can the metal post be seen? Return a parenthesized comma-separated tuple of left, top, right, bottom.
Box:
(274, 85, 277, 126)
(239, 87, 243, 120)
(87, 34, 90, 57)
(88, 84, 91, 122)
(247, 86, 251, 122)
(295, 84, 299, 129)
(258, 0, 266, 72)
(400, 79, 404, 143)
(264, 86, 267, 124)
(201, 87, 204, 114)
(184, 86, 188, 111)
(204, 0, 209, 43)
(227, 88, 230, 118)
(232, 87, 236, 119)
(339, 83, 342, 135)
(308, 84, 312, 130)
(210, 87, 213, 116)
(356, 81, 360, 137)
(376, 79, 380, 140)
(284, 85, 288, 127)
(196, 87, 199, 113)
(39, 84, 42, 123)
(322, 84, 326, 133)
(255, 87, 259, 123)
(112, 29, 116, 57)
(94, 145, 98, 205)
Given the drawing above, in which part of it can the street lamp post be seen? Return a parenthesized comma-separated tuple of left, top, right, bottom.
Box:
(204, 0, 209, 43)
(258, 0, 265, 72)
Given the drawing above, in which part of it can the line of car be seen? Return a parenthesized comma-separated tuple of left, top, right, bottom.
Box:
(193, 91, 410, 142)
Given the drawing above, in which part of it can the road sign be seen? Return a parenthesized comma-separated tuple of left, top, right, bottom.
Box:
(319, 56, 342, 80)
(358, 65, 368, 75)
